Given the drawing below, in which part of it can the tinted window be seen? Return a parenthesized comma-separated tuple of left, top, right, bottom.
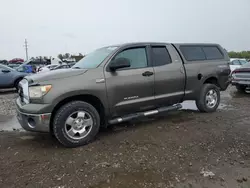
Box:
(239, 60, 248, 65)
(242, 62, 250, 68)
(180, 46, 206, 61)
(115, 48, 147, 69)
(202, 46, 223, 60)
(152, 46, 172, 66)
(232, 60, 240, 65)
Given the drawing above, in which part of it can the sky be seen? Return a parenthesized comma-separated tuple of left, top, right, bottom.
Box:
(0, 0, 250, 60)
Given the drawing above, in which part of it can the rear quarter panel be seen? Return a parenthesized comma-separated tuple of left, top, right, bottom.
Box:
(173, 44, 230, 100)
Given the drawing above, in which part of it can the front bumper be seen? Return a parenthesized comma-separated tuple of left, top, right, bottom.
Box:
(231, 80, 250, 87)
(16, 99, 51, 133)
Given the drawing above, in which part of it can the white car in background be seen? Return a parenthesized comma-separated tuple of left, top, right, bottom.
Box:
(229, 58, 248, 72)
(38, 64, 58, 72)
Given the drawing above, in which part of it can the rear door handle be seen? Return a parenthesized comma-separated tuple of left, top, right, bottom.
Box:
(142, 71, 154, 77)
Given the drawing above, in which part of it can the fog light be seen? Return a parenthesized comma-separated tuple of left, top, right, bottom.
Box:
(27, 118, 36, 128)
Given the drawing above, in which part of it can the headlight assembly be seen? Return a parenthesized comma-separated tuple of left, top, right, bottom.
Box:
(29, 85, 52, 99)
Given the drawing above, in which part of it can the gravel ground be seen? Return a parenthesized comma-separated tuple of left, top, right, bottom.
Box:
(0, 89, 17, 116)
(0, 86, 250, 188)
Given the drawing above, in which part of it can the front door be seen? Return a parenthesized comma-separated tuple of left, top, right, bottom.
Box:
(104, 46, 155, 117)
(151, 45, 185, 106)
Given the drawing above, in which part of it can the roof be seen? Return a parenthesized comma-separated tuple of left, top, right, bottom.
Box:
(104, 42, 221, 48)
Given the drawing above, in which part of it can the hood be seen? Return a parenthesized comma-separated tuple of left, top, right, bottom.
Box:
(25, 69, 87, 83)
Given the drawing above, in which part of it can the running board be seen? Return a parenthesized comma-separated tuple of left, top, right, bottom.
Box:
(108, 104, 182, 125)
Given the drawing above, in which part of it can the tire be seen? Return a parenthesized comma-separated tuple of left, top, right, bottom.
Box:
(53, 101, 100, 147)
(14, 78, 23, 90)
(195, 84, 220, 113)
(236, 85, 246, 93)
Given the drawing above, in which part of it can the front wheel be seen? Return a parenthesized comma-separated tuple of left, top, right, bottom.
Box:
(53, 101, 100, 147)
(196, 84, 220, 113)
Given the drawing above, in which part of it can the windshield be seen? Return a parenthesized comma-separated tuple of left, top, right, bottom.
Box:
(242, 62, 250, 68)
(72, 46, 118, 69)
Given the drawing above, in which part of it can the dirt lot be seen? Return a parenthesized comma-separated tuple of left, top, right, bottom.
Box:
(0, 87, 250, 188)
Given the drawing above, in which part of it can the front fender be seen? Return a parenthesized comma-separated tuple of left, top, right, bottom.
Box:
(51, 90, 108, 109)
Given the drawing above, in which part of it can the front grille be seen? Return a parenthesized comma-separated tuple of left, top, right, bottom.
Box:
(235, 73, 250, 79)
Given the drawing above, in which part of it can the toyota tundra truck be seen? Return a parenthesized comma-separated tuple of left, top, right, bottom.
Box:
(16, 42, 231, 147)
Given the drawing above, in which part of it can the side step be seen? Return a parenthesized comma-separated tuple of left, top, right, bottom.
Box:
(108, 104, 182, 125)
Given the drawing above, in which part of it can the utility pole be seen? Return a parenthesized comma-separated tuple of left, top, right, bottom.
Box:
(24, 39, 28, 60)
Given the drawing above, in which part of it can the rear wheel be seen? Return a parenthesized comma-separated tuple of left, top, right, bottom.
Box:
(196, 84, 220, 113)
(236, 85, 246, 92)
(53, 101, 100, 147)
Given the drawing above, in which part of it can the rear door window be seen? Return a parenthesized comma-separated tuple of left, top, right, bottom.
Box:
(202, 46, 224, 60)
(180, 46, 206, 61)
(151, 46, 172, 66)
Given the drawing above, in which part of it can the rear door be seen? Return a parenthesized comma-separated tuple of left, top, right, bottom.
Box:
(104, 46, 155, 117)
(151, 45, 185, 106)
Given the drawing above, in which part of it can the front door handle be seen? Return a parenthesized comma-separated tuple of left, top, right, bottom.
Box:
(142, 71, 154, 77)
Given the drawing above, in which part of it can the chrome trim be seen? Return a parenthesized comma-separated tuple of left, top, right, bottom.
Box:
(96, 78, 105, 83)
(144, 110, 158, 116)
(16, 108, 51, 117)
(117, 118, 123, 122)
(16, 109, 51, 133)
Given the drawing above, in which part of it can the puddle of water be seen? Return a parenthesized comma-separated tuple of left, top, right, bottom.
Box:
(0, 116, 23, 132)
(181, 100, 232, 111)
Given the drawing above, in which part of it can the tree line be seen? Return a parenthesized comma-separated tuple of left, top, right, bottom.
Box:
(29, 53, 85, 62)
(228, 51, 250, 59)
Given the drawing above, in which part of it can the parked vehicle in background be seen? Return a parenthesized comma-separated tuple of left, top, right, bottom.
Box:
(229, 58, 248, 72)
(37, 64, 59, 72)
(231, 62, 250, 92)
(9, 58, 24, 63)
(0, 60, 8, 65)
(68, 62, 76, 67)
(8, 63, 22, 69)
(16, 42, 231, 147)
(51, 64, 71, 70)
(16, 65, 36, 73)
(0, 64, 28, 89)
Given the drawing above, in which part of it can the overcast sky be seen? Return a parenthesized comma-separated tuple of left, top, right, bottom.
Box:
(0, 0, 250, 60)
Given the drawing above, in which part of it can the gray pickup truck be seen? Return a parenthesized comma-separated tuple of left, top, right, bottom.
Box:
(16, 42, 231, 147)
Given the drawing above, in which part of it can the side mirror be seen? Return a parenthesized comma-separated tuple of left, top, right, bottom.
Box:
(2, 69, 10, 73)
(109, 58, 131, 71)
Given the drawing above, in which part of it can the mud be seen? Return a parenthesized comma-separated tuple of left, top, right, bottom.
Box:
(0, 86, 250, 188)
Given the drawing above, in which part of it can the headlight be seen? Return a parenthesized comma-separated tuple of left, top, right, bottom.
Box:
(231, 73, 236, 79)
(29, 85, 52, 99)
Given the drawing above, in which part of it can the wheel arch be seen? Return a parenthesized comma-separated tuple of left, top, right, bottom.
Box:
(14, 76, 24, 88)
(203, 76, 219, 87)
(50, 94, 107, 133)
